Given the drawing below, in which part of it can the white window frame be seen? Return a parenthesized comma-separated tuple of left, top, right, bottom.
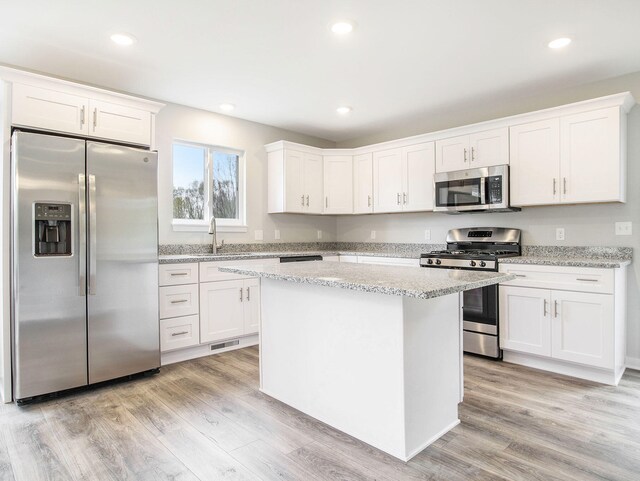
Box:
(171, 140, 247, 233)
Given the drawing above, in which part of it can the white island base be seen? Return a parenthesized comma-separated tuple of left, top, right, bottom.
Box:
(259, 278, 462, 461)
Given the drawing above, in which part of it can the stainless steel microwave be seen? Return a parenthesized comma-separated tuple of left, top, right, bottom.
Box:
(433, 165, 520, 213)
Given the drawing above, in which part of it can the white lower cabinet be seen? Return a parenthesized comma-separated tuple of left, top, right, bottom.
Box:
(498, 263, 626, 385)
(160, 315, 200, 352)
(200, 278, 261, 344)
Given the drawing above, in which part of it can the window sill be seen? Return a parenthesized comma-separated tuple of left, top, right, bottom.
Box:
(171, 221, 248, 233)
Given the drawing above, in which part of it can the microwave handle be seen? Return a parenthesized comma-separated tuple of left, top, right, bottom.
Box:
(480, 177, 487, 204)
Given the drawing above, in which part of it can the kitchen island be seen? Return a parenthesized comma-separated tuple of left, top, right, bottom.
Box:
(220, 262, 514, 461)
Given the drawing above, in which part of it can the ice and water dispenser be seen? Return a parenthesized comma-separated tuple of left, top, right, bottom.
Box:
(34, 202, 72, 256)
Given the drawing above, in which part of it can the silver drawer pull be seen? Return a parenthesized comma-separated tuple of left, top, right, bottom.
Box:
(171, 299, 188, 304)
(576, 278, 598, 282)
(513, 274, 527, 277)
(170, 272, 189, 276)
(171, 331, 188, 336)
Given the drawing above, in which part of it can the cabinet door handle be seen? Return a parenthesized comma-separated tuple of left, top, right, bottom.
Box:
(554, 300, 559, 318)
(563, 177, 567, 195)
(171, 331, 188, 337)
(170, 272, 188, 277)
(471, 147, 476, 161)
(171, 299, 188, 304)
(367, 195, 371, 207)
(301, 195, 305, 206)
(543, 299, 548, 316)
(325, 196, 328, 208)
(240, 288, 244, 302)
(403, 192, 407, 205)
(80, 106, 86, 128)
(246, 286, 251, 301)
(553, 178, 557, 195)
(92, 108, 97, 130)
(397, 193, 401, 205)
(513, 274, 527, 277)
(463, 148, 468, 162)
(306, 195, 309, 207)
(576, 278, 598, 282)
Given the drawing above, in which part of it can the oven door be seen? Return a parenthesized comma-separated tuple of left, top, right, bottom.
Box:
(434, 173, 487, 212)
(462, 284, 498, 335)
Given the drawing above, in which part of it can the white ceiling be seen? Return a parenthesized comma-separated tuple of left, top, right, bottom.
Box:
(1, 0, 640, 142)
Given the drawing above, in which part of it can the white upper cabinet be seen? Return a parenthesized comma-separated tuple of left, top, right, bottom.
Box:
(323, 155, 353, 214)
(10, 80, 160, 146)
(89, 99, 152, 146)
(353, 153, 373, 214)
(402, 142, 435, 212)
(373, 148, 403, 213)
(435, 128, 508, 173)
(372, 143, 435, 213)
(560, 107, 623, 204)
(268, 147, 323, 214)
(12, 83, 89, 136)
(510, 119, 560, 206)
(510, 107, 625, 206)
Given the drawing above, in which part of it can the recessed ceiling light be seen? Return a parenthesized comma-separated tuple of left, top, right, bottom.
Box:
(219, 103, 235, 112)
(110, 33, 136, 46)
(331, 21, 354, 35)
(548, 37, 572, 49)
(336, 106, 352, 115)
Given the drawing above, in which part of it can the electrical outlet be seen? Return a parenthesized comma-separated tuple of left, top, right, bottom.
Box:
(254, 230, 263, 241)
(424, 229, 431, 241)
(370, 230, 376, 240)
(274, 229, 281, 240)
(615, 222, 632, 236)
(555, 228, 565, 241)
(317, 230, 322, 240)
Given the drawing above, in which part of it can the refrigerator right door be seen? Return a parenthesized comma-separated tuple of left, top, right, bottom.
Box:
(86, 142, 159, 384)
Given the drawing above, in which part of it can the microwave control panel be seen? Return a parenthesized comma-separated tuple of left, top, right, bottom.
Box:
(487, 176, 503, 204)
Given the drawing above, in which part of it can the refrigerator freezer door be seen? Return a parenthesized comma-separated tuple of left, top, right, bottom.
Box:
(86, 142, 159, 383)
(12, 131, 88, 400)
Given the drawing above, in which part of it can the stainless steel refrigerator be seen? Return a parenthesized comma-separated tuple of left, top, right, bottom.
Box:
(11, 130, 160, 403)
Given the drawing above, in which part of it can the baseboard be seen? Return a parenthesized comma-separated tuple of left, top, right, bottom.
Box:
(626, 356, 640, 371)
(161, 334, 259, 365)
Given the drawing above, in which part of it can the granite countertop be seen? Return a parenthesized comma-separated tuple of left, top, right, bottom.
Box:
(500, 256, 630, 269)
(218, 262, 515, 299)
(158, 250, 422, 264)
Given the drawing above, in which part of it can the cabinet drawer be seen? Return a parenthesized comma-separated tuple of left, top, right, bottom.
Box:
(159, 284, 199, 319)
(200, 258, 278, 282)
(160, 315, 200, 352)
(159, 263, 199, 286)
(499, 264, 613, 294)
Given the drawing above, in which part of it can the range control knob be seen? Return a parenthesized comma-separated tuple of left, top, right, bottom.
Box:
(479, 261, 487, 267)
(469, 260, 477, 267)
(435, 259, 442, 265)
(427, 259, 433, 265)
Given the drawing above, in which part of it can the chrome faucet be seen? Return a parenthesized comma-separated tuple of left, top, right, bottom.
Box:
(208, 215, 225, 254)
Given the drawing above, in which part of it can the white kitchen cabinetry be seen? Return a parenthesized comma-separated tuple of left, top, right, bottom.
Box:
(243, 277, 261, 335)
(509, 119, 560, 206)
(353, 153, 374, 214)
(160, 315, 200, 352)
(499, 263, 626, 385)
(510, 107, 626, 206)
(268, 148, 323, 214)
(323, 155, 353, 214)
(435, 128, 508, 173)
(158, 264, 200, 352)
(11, 82, 157, 146)
(372, 142, 435, 213)
(356, 256, 420, 267)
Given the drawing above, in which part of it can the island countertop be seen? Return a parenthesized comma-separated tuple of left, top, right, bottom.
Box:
(219, 262, 516, 299)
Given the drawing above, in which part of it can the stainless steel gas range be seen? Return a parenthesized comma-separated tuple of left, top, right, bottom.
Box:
(420, 227, 521, 359)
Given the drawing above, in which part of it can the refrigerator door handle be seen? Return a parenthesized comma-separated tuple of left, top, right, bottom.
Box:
(78, 174, 86, 296)
(88, 174, 97, 295)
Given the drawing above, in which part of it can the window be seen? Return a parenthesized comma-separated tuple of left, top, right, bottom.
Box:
(172, 141, 245, 231)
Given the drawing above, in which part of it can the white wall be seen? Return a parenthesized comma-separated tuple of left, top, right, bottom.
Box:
(335, 71, 640, 364)
(155, 103, 337, 245)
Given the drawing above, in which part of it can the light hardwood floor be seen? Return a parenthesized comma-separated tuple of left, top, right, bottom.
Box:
(1, 347, 639, 481)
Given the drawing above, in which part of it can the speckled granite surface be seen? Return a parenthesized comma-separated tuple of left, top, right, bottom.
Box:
(218, 262, 515, 299)
(501, 246, 632, 268)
